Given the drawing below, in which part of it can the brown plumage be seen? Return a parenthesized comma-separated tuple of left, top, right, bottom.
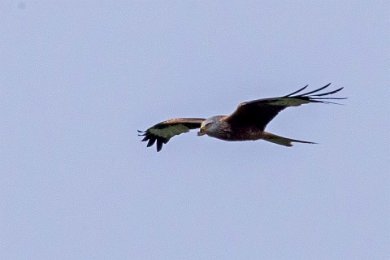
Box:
(138, 83, 345, 151)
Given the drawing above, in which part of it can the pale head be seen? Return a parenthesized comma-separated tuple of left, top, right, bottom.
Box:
(197, 116, 224, 136)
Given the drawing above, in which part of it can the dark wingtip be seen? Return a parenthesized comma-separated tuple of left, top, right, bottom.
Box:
(138, 130, 168, 152)
(299, 83, 332, 96)
(284, 84, 309, 97)
(137, 130, 146, 136)
(311, 86, 343, 97)
(285, 83, 345, 104)
(156, 139, 163, 152)
(146, 137, 156, 147)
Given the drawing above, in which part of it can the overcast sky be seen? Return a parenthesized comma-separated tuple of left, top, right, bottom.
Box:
(1, 1, 389, 259)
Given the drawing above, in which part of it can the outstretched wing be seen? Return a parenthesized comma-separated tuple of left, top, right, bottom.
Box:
(224, 83, 345, 130)
(138, 118, 205, 152)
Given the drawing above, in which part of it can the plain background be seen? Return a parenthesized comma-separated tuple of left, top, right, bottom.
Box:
(1, 1, 389, 259)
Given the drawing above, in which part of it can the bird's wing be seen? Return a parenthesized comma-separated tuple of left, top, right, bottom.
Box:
(224, 83, 345, 130)
(138, 118, 205, 152)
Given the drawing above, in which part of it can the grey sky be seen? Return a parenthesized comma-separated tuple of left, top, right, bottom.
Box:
(1, 1, 389, 259)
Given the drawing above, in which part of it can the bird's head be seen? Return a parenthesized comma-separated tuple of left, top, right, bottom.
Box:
(197, 116, 221, 136)
(198, 120, 211, 136)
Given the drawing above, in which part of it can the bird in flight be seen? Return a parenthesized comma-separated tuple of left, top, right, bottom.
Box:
(138, 83, 345, 152)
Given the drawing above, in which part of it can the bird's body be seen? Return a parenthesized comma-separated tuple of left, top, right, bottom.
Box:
(198, 115, 315, 146)
(138, 84, 345, 152)
(198, 116, 264, 141)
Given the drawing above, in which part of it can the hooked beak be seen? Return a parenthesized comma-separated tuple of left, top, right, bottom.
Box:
(197, 127, 205, 136)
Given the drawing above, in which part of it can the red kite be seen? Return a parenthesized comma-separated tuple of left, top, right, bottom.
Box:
(139, 84, 345, 151)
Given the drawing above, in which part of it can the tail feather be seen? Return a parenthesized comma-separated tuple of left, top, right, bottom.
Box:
(262, 132, 316, 147)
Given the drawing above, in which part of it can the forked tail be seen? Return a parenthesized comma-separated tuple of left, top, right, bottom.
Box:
(262, 132, 317, 147)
